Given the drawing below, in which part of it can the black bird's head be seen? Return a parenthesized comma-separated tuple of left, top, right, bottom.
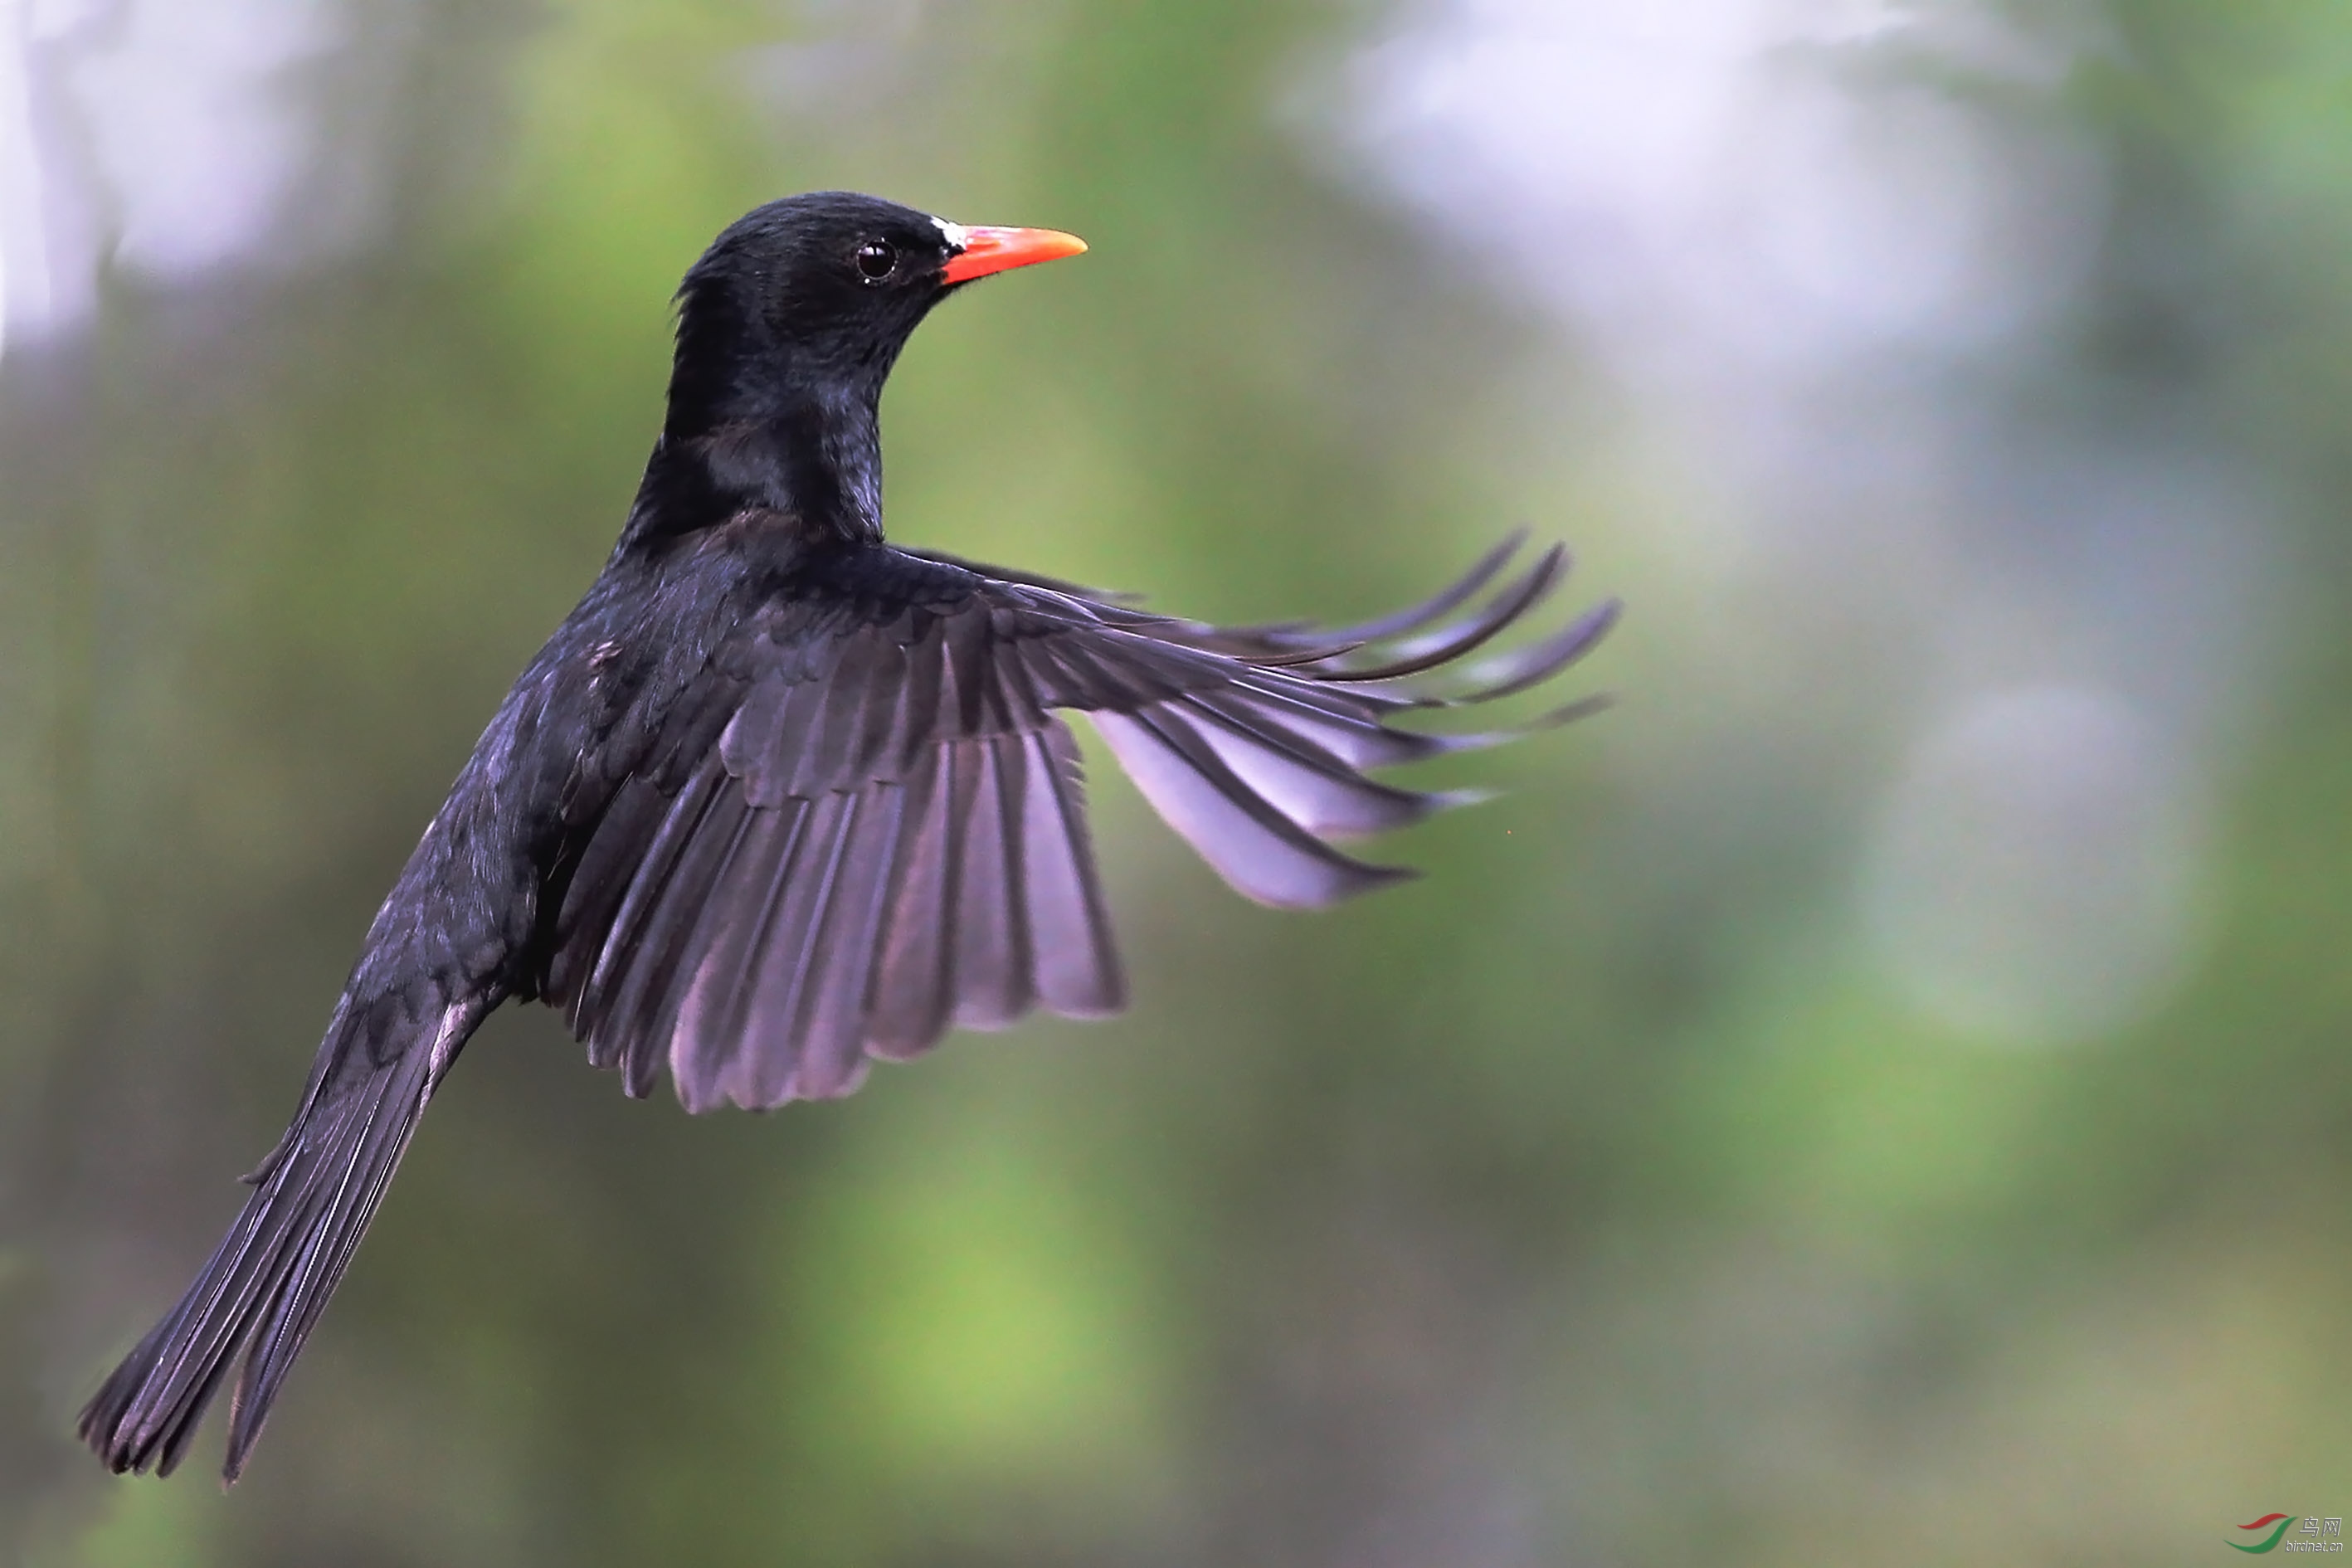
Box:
(650, 191, 1085, 543)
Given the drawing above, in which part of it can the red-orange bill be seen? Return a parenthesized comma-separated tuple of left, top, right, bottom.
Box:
(941, 226, 1088, 285)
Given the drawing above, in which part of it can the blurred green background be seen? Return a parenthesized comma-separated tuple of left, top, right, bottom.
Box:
(6, 0, 2352, 1562)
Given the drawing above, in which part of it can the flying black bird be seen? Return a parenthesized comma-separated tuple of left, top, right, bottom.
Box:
(79, 191, 1617, 1482)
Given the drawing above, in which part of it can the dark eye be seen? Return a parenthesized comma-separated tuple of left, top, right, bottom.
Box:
(855, 241, 898, 282)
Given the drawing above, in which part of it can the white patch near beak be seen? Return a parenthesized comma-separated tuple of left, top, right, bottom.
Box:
(932, 216, 969, 252)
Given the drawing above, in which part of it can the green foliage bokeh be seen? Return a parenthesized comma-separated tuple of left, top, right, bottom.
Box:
(7, 1, 2352, 1563)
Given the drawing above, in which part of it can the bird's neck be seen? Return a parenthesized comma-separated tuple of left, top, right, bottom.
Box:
(626, 387, 886, 549)
(631, 282, 897, 548)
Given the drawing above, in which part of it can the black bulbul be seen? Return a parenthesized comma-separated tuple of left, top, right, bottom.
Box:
(80, 191, 1617, 1482)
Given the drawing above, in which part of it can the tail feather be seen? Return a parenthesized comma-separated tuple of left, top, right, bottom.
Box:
(80, 1004, 463, 1482)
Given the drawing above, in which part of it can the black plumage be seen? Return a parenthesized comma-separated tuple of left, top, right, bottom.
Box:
(78, 191, 1617, 1482)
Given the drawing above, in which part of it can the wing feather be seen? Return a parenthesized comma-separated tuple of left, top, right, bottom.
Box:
(1090, 707, 1410, 908)
(1172, 695, 1468, 840)
(575, 757, 728, 1082)
(948, 734, 1035, 1030)
(1021, 724, 1126, 1016)
(867, 742, 967, 1060)
(791, 781, 906, 1099)
(723, 788, 853, 1108)
(668, 798, 811, 1109)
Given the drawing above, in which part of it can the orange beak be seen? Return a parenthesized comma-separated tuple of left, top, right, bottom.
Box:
(941, 226, 1088, 285)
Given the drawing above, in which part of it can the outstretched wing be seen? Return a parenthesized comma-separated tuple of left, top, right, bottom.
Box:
(538, 535, 1616, 1113)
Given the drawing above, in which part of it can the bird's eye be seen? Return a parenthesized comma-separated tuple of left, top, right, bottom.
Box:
(855, 241, 898, 283)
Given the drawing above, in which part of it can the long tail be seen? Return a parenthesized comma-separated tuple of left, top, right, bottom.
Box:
(80, 996, 477, 1482)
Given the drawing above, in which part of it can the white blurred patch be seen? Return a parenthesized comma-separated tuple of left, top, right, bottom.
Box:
(1332, 0, 2105, 376)
(1863, 685, 2203, 1046)
(0, 0, 342, 359)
